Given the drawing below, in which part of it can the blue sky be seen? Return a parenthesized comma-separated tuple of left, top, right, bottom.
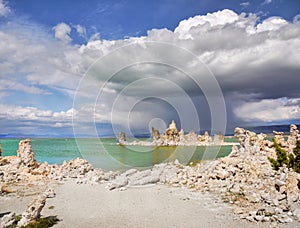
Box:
(0, 0, 300, 137)
(7, 0, 300, 41)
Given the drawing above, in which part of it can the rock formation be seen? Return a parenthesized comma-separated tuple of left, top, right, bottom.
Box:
(119, 120, 220, 146)
(287, 124, 300, 154)
(151, 127, 160, 141)
(0, 140, 117, 186)
(118, 132, 126, 145)
(198, 131, 211, 142)
(184, 131, 198, 142)
(273, 131, 286, 147)
(110, 125, 300, 224)
(2, 125, 300, 225)
(15, 139, 38, 167)
(0, 212, 16, 228)
(17, 191, 49, 227)
(213, 133, 224, 143)
(160, 120, 180, 145)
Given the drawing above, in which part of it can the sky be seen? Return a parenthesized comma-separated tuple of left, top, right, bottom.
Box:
(0, 0, 300, 137)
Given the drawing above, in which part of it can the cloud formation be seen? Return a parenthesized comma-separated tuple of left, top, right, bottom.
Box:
(53, 22, 72, 43)
(74, 9, 300, 127)
(0, 0, 9, 17)
(1, 9, 300, 136)
(262, 0, 272, 5)
(234, 98, 300, 123)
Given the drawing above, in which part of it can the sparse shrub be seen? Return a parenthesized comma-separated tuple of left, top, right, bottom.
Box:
(268, 139, 300, 173)
(268, 139, 289, 170)
(293, 140, 300, 173)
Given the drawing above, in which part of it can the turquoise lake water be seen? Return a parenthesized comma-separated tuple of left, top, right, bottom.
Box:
(0, 138, 237, 171)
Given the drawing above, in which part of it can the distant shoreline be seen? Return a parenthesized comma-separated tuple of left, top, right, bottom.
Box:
(0, 123, 297, 139)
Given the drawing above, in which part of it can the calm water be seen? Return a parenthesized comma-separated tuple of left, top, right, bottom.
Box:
(0, 138, 237, 171)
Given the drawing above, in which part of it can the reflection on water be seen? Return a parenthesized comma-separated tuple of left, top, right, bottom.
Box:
(0, 138, 235, 171)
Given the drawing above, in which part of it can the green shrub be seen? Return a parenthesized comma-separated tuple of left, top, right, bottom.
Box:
(268, 139, 289, 170)
(268, 139, 300, 173)
(293, 140, 300, 173)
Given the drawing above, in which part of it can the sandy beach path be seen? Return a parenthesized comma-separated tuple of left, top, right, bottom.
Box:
(41, 180, 267, 228)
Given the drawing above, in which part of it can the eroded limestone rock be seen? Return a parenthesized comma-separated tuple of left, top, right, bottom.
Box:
(0, 212, 16, 228)
(287, 124, 300, 154)
(110, 126, 300, 224)
(17, 139, 38, 167)
(152, 127, 160, 141)
(273, 131, 286, 147)
(118, 132, 126, 145)
(18, 195, 47, 227)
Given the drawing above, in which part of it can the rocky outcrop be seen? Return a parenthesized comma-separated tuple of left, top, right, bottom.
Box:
(152, 127, 160, 141)
(273, 131, 286, 147)
(0, 188, 56, 227)
(165, 126, 300, 224)
(111, 125, 300, 224)
(287, 124, 300, 154)
(118, 132, 126, 145)
(160, 120, 180, 145)
(118, 120, 228, 146)
(184, 131, 198, 142)
(17, 139, 38, 167)
(17, 188, 54, 227)
(107, 162, 177, 190)
(0, 140, 117, 187)
(198, 131, 211, 142)
(0, 212, 16, 228)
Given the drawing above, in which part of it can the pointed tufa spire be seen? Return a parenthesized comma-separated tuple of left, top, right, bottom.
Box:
(169, 120, 177, 130)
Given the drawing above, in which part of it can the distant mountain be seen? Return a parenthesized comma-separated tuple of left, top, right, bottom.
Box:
(0, 124, 296, 138)
(240, 125, 294, 135)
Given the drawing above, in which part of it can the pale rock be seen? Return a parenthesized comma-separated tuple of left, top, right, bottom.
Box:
(293, 208, 300, 220)
(287, 124, 299, 154)
(245, 216, 255, 222)
(273, 131, 286, 147)
(151, 127, 160, 141)
(108, 175, 129, 190)
(17, 139, 37, 167)
(18, 195, 47, 227)
(254, 215, 264, 221)
(43, 188, 56, 198)
(0, 212, 15, 228)
(118, 132, 126, 144)
(215, 169, 229, 180)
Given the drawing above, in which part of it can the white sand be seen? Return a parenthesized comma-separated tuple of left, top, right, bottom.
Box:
(43, 181, 264, 228)
(2, 181, 298, 227)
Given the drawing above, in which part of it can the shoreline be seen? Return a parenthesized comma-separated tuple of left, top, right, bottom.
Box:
(1, 125, 300, 227)
(117, 141, 239, 147)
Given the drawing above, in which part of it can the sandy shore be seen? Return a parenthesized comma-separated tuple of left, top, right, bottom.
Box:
(0, 180, 269, 228)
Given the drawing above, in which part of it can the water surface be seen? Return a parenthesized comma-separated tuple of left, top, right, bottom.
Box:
(0, 138, 237, 171)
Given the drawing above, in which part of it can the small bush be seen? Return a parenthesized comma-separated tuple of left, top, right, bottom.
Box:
(268, 139, 300, 173)
(25, 216, 59, 228)
(5, 216, 59, 228)
(268, 139, 289, 170)
(293, 140, 300, 173)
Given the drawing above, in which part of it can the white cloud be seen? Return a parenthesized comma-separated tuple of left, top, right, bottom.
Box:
(0, 79, 50, 95)
(256, 17, 288, 32)
(0, 104, 78, 125)
(1, 9, 300, 135)
(74, 9, 300, 128)
(240, 2, 250, 9)
(293, 15, 300, 23)
(262, 0, 272, 5)
(53, 22, 72, 43)
(174, 9, 239, 39)
(0, 0, 10, 17)
(234, 98, 300, 122)
(0, 22, 82, 99)
(74, 24, 87, 38)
